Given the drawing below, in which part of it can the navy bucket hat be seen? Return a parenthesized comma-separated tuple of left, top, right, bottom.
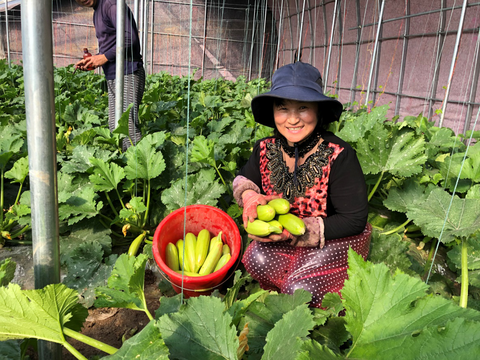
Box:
(251, 62, 343, 128)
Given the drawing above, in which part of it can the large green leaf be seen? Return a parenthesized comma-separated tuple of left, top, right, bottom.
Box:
(337, 104, 389, 143)
(89, 157, 125, 192)
(382, 178, 432, 214)
(4, 156, 28, 183)
(343, 249, 480, 359)
(103, 320, 170, 359)
(239, 290, 313, 354)
(124, 132, 166, 180)
(191, 135, 215, 167)
(0, 258, 16, 287)
(0, 283, 88, 342)
(157, 296, 239, 360)
(95, 254, 150, 315)
(262, 304, 315, 360)
(161, 168, 225, 210)
(356, 124, 427, 177)
(406, 188, 480, 243)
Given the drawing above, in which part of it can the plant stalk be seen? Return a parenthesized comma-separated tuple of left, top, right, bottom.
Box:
(13, 181, 24, 206)
(142, 179, 151, 228)
(368, 171, 384, 202)
(380, 219, 410, 236)
(62, 341, 88, 360)
(63, 327, 118, 355)
(1, 170, 4, 226)
(459, 239, 469, 308)
(104, 192, 119, 217)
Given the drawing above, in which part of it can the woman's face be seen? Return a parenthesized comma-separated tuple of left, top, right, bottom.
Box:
(75, 0, 96, 7)
(273, 99, 319, 146)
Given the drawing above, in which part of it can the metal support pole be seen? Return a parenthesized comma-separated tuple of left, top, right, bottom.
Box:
(134, 0, 139, 24)
(297, 0, 306, 62)
(306, 0, 313, 64)
(324, 0, 339, 85)
(321, 1, 328, 69)
(21, 0, 60, 359)
(286, 0, 293, 62)
(275, 0, 284, 69)
(201, 0, 208, 78)
(149, 0, 154, 74)
(463, 26, 480, 134)
(395, 0, 410, 116)
(335, 2, 344, 95)
(365, 0, 385, 106)
(349, 0, 361, 105)
(258, 0, 268, 78)
(115, 0, 126, 129)
(4, 0, 10, 66)
(439, 0, 468, 128)
(247, 0, 258, 80)
(142, 0, 149, 62)
(428, 0, 446, 120)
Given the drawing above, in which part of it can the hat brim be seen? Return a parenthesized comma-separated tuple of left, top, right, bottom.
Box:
(251, 86, 344, 128)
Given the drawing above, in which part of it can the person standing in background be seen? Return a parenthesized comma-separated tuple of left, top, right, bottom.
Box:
(74, 0, 145, 151)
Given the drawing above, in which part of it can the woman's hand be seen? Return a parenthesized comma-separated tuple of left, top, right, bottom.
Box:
(248, 228, 296, 243)
(241, 190, 280, 227)
(75, 54, 108, 71)
(290, 217, 325, 248)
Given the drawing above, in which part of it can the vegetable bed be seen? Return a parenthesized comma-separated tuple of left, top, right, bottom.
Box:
(1, 59, 480, 359)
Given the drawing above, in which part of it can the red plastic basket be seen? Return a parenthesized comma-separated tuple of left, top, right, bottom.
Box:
(152, 205, 241, 297)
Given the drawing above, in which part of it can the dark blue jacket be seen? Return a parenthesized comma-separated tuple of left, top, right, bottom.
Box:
(93, 0, 143, 80)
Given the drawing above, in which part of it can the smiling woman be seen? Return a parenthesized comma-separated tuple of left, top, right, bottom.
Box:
(232, 61, 371, 308)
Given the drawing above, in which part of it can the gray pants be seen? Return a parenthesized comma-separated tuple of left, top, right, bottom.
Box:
(107, 67, 146, 150)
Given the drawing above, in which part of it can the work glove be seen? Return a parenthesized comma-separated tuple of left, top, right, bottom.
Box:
(241, 190, 280, 227)
(248, 228, 296, 243)
(289, 217, 325, 248)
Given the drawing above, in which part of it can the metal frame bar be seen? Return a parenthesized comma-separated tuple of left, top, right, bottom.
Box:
(464, 27, 480, 134)
(115, 0, 126, 128)
(335, 1, 344, 95)
(21, 0, 60, 358)
(324, 0, 338, 83)
(201, 0, 207, 78)
(4, 0, 10, 65)
(258, 0, 269, 77)
(365, 0, 385, 106)
(395, 0, 409, 116)
(297, 0, 306, 61)
(439, 0, 468, 128)
(337, 85, 480, 107)
(348, 1, 480, 30)
(349, 0, 361, 105)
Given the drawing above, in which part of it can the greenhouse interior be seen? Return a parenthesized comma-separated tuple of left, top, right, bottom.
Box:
(1, 0, 480, 359)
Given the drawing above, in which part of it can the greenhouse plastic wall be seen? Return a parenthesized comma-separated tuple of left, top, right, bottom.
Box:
(0, 0, 479, 132)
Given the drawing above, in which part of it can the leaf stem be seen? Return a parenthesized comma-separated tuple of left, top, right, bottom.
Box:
(368, 171, 384, 202)
(214, 163, 231, 196)
(63, 327, 118, 355)
(14, 181, 23, 206)
(62, 341, 88, 360)
(459, 239, 469, 308)
(1, 169, 4, 226)
(10, 225, 31, 239)
(380, 219, 410, 236)
(142, 179, 151, 228)
(104, 192, 119, 217)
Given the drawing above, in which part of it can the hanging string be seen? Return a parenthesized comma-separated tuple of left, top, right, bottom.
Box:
(179, 0, 194, 303)
(425, 105, 479, 284)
